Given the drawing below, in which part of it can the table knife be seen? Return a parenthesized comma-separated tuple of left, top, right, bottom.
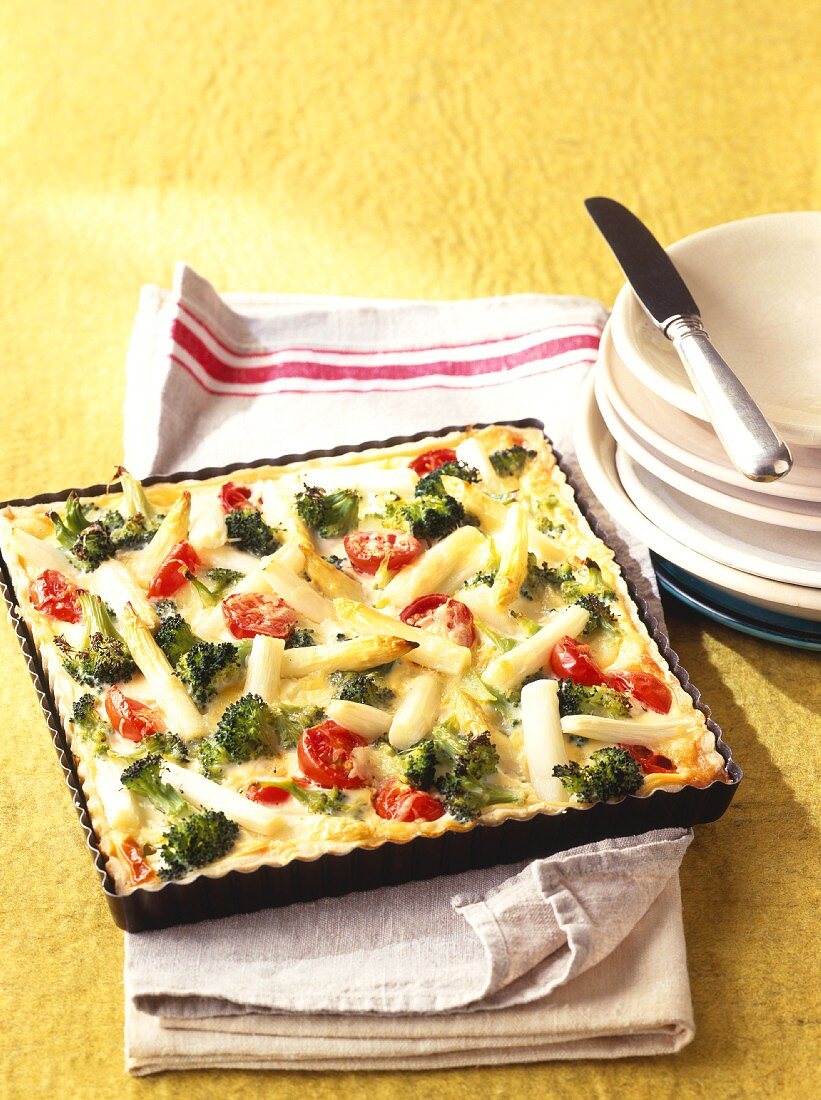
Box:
(584, 197, 793, 482)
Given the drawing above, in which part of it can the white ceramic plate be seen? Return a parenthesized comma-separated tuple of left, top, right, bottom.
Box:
(572, 370, 821, 621)
(615, 448, 821, 588)
(595, 380, 821, 532)
(609, 211, 821, 446)
(598, 323, 821, 502)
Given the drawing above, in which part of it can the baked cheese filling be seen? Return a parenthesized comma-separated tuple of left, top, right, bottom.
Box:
(0, 426, 728, 893)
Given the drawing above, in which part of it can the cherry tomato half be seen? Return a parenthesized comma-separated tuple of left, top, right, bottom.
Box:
(104, 685, 166, 742)
(343, 530, 423, 575)
(28, 569, 83, 623)
(409, 448, 458, 477)
(222, 592, 299, 639)
(609, 671, 673, 715)
(373, 779, 445, 822)
(619, 743, 676, 774)
(120, 837, 155, 884)
(246, 782, 291, 805)
(400, 593, 476, 648)
(147, 541, 201, 599)
(297, 721, 366, 789)
(220, 481, 254, 514)
(550, 636, 607, 686)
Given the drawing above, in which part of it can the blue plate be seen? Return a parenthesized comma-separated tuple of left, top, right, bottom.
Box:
(652, 555, 821, 651)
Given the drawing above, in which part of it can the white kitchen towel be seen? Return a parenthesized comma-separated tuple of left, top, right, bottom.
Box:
(123, 266, 684, 1073)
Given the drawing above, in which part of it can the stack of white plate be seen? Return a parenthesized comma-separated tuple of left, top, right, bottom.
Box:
(574, 212, 821, 650)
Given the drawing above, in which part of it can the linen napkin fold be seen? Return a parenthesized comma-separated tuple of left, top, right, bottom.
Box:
(122, 266, 686, 1073)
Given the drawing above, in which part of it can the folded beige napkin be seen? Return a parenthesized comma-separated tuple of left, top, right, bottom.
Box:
(126, 830, 693, 1074)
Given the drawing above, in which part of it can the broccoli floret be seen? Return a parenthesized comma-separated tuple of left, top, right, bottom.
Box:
(225, 507, 280, 556)
(138, 730, 189, 762)
(284, 627, 316, 650)
(269, 703, 325, 750)
(560, 559, 615, 605)
(436, 772, 520, 822)
(56, 593, 136, 688)
(152, 598, 179, 621)
(155, 613, 201, 667)
(553, 747, 643, 803)
(490, 445, 536, 477)
(158, 809, 240, 880)
(330, 670, 394, 709)
(186, 567, 244, 608)
(253, 779, 345, 815)
(429, 719, 500, 781)
(176, 640, 250, 709)
(197, 694, 277, 778)
(415, 460, 479, 498)
(72, 522, 117, 571)
(557, 679, 630, 720)
(69, 693, 111, 755)
(295, 485, 360, 538)
(576, 593, 618, 635)
(399, 739, 437, 789)
(519, 554, 573, 602)
(383, 492, 466, 542)
(121, 753, 190, 816)
(99, 509, 158, 551)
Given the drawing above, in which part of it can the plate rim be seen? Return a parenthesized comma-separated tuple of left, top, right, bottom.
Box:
(572, 369, 821, 619)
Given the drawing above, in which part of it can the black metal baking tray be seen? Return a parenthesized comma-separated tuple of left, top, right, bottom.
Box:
(0, 419, 742, 931)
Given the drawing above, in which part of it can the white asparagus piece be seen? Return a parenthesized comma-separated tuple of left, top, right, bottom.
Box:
(326, 699, 392, 741)
(188, 493, 227, 550)
(380, 526, 487, 609)
(93, 758, 141, 834)
(91, 560, 158, 628)
(161, 762, 284, 837)
(244, 635, 285, 705)
(560, 715, 684, 746)
(455, 438, 504, 491)
(281, 635, 414, 678)
(11, 528, 83, 584)
(119, 604, 206, 740)
(300, 544, 362, 601)
(491, 503, 529, 607)
(482, 605, 589, 697)
(262, 558, 336, 624)
(132, 492, 191, 587)
(389, 671, 441, 751)
(521, 679, 567, 802)
(333, 599, 471, 676)
(439, 475, 508, 530)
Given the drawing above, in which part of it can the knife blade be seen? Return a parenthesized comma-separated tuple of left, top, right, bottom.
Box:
(584, 196, 792, 483)
(584, 196, 699, 328)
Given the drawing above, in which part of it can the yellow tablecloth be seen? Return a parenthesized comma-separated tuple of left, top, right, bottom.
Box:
(1, 2, 818, 1095)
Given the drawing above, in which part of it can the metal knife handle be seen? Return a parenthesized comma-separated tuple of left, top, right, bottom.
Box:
(663, 315, 793, 482)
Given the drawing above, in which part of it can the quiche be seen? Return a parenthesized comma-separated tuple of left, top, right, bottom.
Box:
(0, 425, 728, 894)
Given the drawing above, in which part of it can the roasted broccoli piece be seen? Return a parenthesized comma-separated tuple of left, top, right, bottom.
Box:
(519, 554, 572, 602)
(489, 445, 536, 477)
(120, 753, 190, 816)
(398, 739, 437, 789)
(431, 721, 500, 782)
(158, 809, 240, 880)
(176, 640, 250, 709)
(69, 692, 111, 755)
(225, 506, 280, 556)
(436, 772, 520, 822)
(557, 679, 630, 720)
(99, 468, 162, 549)
(330, 670, 394, 709)
(269, 703, 325, 750)
(252, 779, 345, 815)
(137, 730, 189, 762)
(382, 492, 466, 542)
(196, 694, 277, 778)
(415, 460, 479, 498)
(185, 567, 244, 608)
(155, 613, 201, 667)
(52, 494, 115, 571)
(295, 485, 360, 538)
(576, 593, 618, 635)
(553, 747, 643, 803)
(284, 627, 317, 650)
(560, 559, 615, 605)
(55, 593, 136, 688)
(464, 569, 497, 588)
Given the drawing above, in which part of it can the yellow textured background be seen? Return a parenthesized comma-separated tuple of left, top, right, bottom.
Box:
(1, 1, 819, 1096)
